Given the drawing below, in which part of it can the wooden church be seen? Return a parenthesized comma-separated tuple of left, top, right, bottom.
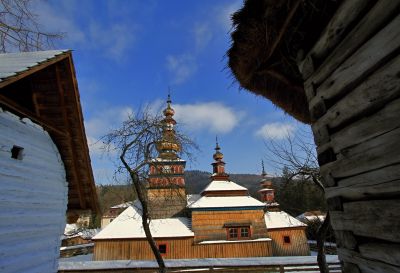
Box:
(93, 98, 309, 260)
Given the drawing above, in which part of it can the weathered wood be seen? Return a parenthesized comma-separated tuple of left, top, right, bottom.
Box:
(320, 127, 400, 179)
(307, 0, 400, 85)
(334, 231, 357, 250)
(307, 0, 374, 65)
(338, 248, 400, 273)
(267, 228, 309, 256)
(342, 262, 361, 273)
(330, 200, 400, 243)
(325, 164, 400, 200)
(314, 55, 400, 152)
(359, 242, 400, 266)
(309, 13, 400, 108)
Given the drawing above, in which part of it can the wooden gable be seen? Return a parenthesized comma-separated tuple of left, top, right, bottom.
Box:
(0, 50, 99, 222)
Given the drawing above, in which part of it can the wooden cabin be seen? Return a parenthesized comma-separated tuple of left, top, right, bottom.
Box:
(0, 50, 99, 273)
(93, 98, 309, 260)
(228, 0, 400, 272)
(101, 202, 134, 228)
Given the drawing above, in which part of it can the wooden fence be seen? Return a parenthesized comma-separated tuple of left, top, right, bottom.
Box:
(59, 255, 341, 273)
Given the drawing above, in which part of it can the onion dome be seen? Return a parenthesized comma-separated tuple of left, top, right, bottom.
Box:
(156, 94, 181, 159)
(213, 141, 224, 161)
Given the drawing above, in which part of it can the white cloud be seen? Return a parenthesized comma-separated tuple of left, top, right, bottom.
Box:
(173, 102, 243, 134)
(89, 22, 135, 60)
(255, 123, 297, 140)
(166, 54, 197, 84)
(84, 106, 133, 156)
(193, 23, 213, 51)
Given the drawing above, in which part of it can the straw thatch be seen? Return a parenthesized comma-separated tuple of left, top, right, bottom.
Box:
(228, 0, 340, 124)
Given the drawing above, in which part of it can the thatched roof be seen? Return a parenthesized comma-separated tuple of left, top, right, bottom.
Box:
(228, 0, 340, 124)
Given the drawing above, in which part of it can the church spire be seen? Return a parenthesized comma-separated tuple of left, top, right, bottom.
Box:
(156, 93, 180, 159)
(261, 160, 267, 177)
(211, 138, 229, 180)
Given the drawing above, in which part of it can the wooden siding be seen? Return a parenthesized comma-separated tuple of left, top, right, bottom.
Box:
(297, 1, 400, 271)
(267, 228, 309, 256)
(192, 209, 267, 242)
(93, 237, 272, 260)
(0, 109, 68, 273)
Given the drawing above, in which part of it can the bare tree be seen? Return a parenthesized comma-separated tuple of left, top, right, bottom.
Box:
(101, 107, 197, 273)
(265, 128, 331, 273)
(0, 0, 63, 52)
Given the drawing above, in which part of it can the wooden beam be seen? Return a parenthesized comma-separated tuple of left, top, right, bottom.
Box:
(0, 93, 68, 136)
(67, 54, 100, 215)
(55, 62, 86, 210)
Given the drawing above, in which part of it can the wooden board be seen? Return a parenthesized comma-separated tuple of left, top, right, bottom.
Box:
(330, 200, 400, 243)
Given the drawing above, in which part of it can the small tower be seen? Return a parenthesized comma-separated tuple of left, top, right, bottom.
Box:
(211, 138, 229, 181)
(147, 94, 187, 219)
(258, 161, 280, 211)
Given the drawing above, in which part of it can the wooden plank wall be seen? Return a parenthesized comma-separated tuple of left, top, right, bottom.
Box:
(191, 210, 267, 242)
(0, 108, 68, 273)
(298, 1, 400, 272)
(267, 228, 310, 256)
(93, 237, 272, 260)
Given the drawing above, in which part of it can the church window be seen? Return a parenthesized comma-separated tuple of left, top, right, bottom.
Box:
(227, 226, 250, 240)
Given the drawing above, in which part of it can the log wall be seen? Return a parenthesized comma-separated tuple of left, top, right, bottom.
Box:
(191, 209, 267, 242)
(267, 228, 310, 256)
(93, 237, 272, 260)
(298, 1, 400, 272)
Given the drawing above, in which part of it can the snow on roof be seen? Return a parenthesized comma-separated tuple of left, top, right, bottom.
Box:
(187, 194, 201, 206)
(0, 50, 69, 82)
(265, 211, 307, 229)
(150, 157, 186, 162)
(110, 201, 134, 209)
(258, 188, 274, 192)
(201, 180, 247, 193)
(188, 196, 265, 209)
(93, 204, 194, 240)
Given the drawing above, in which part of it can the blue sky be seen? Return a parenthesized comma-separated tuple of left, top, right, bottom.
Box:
(35, 0, 312, 184)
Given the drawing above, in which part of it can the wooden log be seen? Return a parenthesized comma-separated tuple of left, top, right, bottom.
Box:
(309, 13, 400, 108)
(342, 262, 361, 273)
(359, 242, 400, 266)
(334, 231, 357, 250)
(330, 199, 400, 243)
(308, 0, 400, 85)
(313, 55, 400, 153)
(325, 164, 400, 200)
(320, 127, 400, 179)
(338, 248, 400, 273)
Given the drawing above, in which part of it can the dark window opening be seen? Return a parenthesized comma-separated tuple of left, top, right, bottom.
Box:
(283, 236, 291, 244)
(11, 146, 24, 160)
(158, 244, 167, 254)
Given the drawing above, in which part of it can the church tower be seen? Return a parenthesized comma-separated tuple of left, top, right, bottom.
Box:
(147, 95, 187, 219)
(258, 161, 280, 211)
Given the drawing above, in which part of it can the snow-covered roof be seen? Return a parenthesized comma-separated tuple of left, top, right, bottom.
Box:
(150, 157, 186, 162)
(258, 188, 274, 192)
(296, 211, 326, 223)
(0, 50, 69, 82)
(188, 196, 265, 209)
(62, 224, 99, 240)
(110, 201, 134, 209)
(201, 180, 247, 193)
(264, 211, 307, 229)
(93, 204, 194, 240)
(187, 194, 201, 206)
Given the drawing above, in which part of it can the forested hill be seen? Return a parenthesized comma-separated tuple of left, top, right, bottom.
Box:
(184, 170, 280, 197)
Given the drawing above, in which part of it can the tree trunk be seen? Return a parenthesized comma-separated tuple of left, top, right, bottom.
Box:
(316, 212, 330, 273)
(129, 171, 166, 273)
